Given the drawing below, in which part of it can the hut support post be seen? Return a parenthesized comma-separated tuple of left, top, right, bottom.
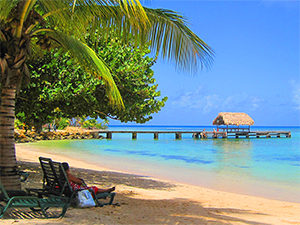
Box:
(154, 132, 158, 140)
(132, 132, 137, 140)
(175, 133, 182, 140)
(106, 132, 112, 139)
(193, 133, 200, 139)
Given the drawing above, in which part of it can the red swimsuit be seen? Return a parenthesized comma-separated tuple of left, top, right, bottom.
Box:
(70, 181, 99, 193)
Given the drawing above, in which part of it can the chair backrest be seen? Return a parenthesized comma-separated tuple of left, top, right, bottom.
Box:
(39, 157, 74, 197)
(39, 157, 66, 196)
(51, 160, 74, 197)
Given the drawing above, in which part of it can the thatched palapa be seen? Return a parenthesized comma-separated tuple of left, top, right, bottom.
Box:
(213, 112, 254, 126)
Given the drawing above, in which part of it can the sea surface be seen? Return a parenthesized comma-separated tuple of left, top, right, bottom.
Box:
(29, 126, 300, 202)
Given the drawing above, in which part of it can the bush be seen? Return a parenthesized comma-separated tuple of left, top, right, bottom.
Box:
(57, 118, 70, 130)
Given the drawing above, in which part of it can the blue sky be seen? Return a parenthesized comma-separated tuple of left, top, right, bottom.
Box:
(110, 0, 300, 126)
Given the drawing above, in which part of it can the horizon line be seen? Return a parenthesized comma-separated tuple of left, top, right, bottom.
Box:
(108, 125, 300, 128)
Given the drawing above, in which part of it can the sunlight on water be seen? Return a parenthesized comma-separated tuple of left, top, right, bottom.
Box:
(30, 126, 300, 202)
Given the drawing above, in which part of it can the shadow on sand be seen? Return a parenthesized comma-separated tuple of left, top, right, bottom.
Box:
(2, 161, 272, 224)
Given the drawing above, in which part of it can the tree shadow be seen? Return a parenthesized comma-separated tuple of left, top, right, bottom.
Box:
(19, 161, 176, 190)
(111, 196, 271, 225)
(3, 208, 62, 219)
(14, 161, 276, 224)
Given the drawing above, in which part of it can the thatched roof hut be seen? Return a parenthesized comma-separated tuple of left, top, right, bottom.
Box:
(213, 112, 254, 126)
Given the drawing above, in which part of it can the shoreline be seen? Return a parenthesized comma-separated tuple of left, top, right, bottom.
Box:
(11, 143, 300, 224)
(16, 142, 300, 204)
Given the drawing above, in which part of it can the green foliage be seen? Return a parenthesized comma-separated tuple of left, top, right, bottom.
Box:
(16, 34, 167, 128)
(14, 117, 27, 130)
(81, 118, 108, 130)
(88, 33, 168, 123)
(57, 118, 70, 130)
(0, 0, 213, 189)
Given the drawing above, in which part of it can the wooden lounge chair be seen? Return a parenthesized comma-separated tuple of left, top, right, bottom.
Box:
(29, 157, 115, 207)
(0, 179, 69, 218)
(26, 157, 72, 199)
(51, 160, 116, 206)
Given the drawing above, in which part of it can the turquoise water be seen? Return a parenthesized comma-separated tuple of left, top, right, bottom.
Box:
(29, 126, 300, 202)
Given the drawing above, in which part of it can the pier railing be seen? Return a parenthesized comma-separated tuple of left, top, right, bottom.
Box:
(89, 130, 291, 140)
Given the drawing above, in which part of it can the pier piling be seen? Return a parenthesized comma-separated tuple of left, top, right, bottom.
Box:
(106, 132, 112, 139)
(175, 133, 182, 140)
(94, 130, 290, 140)
(132, 132, 137, 139)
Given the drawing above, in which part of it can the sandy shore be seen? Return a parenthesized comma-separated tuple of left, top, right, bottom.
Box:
(1, 144, 299, 225)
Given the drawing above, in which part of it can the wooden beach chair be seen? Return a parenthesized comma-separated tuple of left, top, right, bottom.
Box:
(29, 157, 115, 207)
(27, 157, 73, 200)
(51, 160, 116, 207)
(0, 179, 69, 218)
(26, 157, 66, 198)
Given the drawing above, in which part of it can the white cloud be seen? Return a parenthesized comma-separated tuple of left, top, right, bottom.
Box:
(250, 96, 261, 110)
(171, 86, 263, 114)
(290, 80, 300, 111)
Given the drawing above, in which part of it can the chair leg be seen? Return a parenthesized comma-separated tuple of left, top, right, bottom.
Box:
(87, 189, 103, 207)
(0, 201, 11, 219)
(59, 203, 69, 218)
(41, 206, 68, 218)
(0, 204, 5, 218)
(41, 205, 63, 219)
(39, 199, 69, 219)
(99, 192, 116, 206)
(94, 196, 103, 207)
(41, 207, 51, 218)
(108, 192, 115, 205)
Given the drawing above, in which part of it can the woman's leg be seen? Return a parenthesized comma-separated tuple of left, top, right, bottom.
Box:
(90, 186, 115, 194)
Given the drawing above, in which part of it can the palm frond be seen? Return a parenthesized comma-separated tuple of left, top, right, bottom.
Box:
(83, 6, 214, 72)
(32, 28, 124, 108)
(38, 0, 149, 39)
(144, 8, 214, 72)
(118, 0, 149, 28)
(72, 5, 146, 45)
(0, 0, 19, 21)
(16, 0, 37, 38)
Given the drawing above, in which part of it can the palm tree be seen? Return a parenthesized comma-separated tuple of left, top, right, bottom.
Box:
(0, 0, 213, 190)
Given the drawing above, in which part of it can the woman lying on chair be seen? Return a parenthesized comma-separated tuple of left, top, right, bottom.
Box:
(62, 162, 115, 194)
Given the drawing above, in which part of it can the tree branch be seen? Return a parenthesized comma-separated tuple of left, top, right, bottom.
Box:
(95, 110, 118, 120)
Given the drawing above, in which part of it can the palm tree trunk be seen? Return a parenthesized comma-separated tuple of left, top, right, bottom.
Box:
(0, 86, 21, 190)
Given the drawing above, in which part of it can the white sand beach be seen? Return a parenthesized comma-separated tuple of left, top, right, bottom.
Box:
(1, 143, 299, 225)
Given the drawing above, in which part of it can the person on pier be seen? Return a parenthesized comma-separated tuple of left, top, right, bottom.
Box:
(213, 128, 217, 138)
(201, 129, 207, 138)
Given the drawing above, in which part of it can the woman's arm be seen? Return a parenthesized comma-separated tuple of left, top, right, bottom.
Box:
(67, 171, 83, 185)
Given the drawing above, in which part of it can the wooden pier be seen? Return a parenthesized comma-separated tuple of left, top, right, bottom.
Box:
(90, 130, 291, 140)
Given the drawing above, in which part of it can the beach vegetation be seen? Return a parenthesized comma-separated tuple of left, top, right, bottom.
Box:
(16, 33, 166, 130)
(56, 118, 70, 130)
(81, 118, 108, 130)
(0, 0, 213, 190)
